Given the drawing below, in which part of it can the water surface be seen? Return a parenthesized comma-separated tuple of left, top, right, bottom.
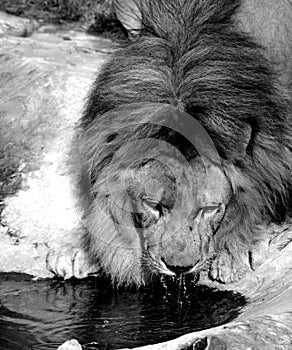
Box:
(0, 273, 246, 350)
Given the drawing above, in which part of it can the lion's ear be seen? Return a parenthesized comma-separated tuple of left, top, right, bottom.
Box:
(221, 122, 253, 160)
(242, 122, 253, 157)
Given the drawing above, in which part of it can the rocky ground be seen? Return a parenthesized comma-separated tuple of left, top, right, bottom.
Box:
(1, 11, 292, 350)
(0, 11, 114, 277)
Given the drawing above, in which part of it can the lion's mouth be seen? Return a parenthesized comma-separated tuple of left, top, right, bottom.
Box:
(153, 256, 205, 279)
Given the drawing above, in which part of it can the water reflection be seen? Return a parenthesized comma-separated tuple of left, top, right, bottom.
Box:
(0, 273, 246, 350)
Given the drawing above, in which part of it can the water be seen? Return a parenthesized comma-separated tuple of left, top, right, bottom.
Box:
(0, 273, 246, 350)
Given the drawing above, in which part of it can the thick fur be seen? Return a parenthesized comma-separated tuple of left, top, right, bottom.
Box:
(74, 0, 292, 285)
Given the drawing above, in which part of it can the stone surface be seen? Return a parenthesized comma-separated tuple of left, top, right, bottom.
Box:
(0, 11, 38, 37)
(57, 339, 82, 350)
(0, 15, 113, 278)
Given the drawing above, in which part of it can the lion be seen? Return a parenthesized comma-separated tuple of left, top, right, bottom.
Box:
(47, 0, 292, 286)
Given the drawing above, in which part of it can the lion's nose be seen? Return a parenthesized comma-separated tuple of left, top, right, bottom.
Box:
(161, 258, 192, 275)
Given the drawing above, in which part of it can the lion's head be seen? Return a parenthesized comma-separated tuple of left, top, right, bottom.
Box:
(83, 109, 231, 286)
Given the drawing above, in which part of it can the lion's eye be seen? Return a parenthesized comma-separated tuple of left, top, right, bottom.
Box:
(143, 198, 163, 218)
(201, 205, 220, 216)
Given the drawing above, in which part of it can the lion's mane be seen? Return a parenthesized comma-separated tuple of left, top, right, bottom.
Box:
(74, 0, 292, 285)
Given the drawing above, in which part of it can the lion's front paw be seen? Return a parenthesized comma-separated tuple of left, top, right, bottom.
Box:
(209, 250, 251, 284)
(46, 245, 100, 279)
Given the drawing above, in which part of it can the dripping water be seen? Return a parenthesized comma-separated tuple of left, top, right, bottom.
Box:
(178, 274, 187, 304)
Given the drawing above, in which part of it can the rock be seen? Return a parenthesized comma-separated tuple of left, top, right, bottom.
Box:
(113, 0, 141, 35)
(57, 339, 82, 350)
(0, 11, 39, 37)
(0, 23, 112, 278)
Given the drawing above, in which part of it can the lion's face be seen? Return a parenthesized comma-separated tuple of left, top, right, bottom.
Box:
(88, 121, 231, 285)
(122, 156, 231, 280)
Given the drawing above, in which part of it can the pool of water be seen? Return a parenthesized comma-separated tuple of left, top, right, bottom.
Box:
(0, 273, 246, 350)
